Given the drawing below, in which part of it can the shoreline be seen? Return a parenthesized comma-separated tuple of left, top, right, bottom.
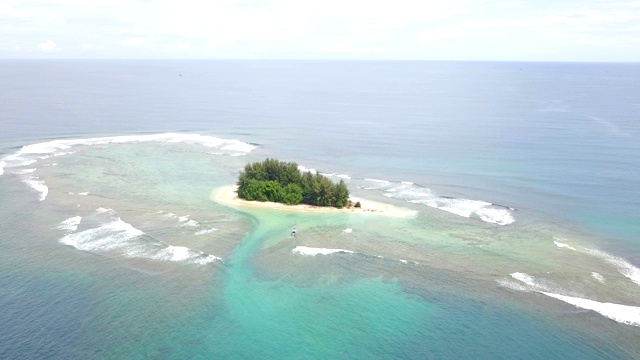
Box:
(211, 185, 416, 218)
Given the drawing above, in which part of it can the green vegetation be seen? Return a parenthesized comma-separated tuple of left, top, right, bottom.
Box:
(237, 158, 350, 208)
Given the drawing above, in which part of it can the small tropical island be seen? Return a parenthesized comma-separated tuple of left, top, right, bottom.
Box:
(236, 158, 355, 208)
(211, 159, 415, 218)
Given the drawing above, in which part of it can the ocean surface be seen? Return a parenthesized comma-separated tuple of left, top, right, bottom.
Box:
(1, 60, 639, 359)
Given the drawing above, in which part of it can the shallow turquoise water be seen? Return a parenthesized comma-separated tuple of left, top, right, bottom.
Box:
(1, 60, 640, 359)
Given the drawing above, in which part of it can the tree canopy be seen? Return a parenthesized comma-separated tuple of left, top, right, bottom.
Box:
(237, 158, 350, 208)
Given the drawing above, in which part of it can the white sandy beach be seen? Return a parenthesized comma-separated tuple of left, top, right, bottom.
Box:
(211, 185, 416, 218)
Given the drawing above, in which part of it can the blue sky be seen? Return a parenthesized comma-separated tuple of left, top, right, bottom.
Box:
(2, 0, 639, 61)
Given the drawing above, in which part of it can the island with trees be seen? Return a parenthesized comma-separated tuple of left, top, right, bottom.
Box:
(236, 158, 356, 208)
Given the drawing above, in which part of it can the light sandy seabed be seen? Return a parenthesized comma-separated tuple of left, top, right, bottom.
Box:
(211, 185, 416, 218)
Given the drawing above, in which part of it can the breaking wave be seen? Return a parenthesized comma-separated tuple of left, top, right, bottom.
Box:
(502, 272, 640, 327)
(587, 249, 640, 286)
(592, 272, 605, 283)
(553, 240, 577, 250)
(23, 177, 48, 201)
(292, 246, 354, 256)
(151, 246, 221, 265)
(355, 178, 515, 225)
(59, 208, 221, 265)
(158, 211, 213, 235)
(178, 216, 199, 227)
(56, 216, 82, 233)
(195, 228, 217, 236)
(297, 165, 317, 174)
(0, 133, 256, 201)
(542, 292, 640, 327)
(291, 246, 419, 265)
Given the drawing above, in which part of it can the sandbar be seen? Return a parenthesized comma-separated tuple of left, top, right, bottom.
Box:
(211, 185, 416, 218)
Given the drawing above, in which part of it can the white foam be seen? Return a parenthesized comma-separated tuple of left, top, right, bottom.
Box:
(365, 178, 390, 184)
(506, 272, 640, 327)
(292, 246, 354, 256)
(554, 241, 577, 250)
(508, 272, 565, 293)
(14, 168, 37, 175)
(182, 220, 199, 227)
(158, 246, 191, 261)
(592, 272, 606, 283)
(336, 174, 351, 179)
(177, 216, 199, 227)
(95, 207, 115, 214)
(474, 207, 515, 225)
(219, 141, 257, 153)
(38, 151, 73, 160)
(399, 259, 408, 264)
(541, 292, 640, 327)
(388, 183, 513, 225)
(587, 249, 640, 286)
(1, 152, 38, 168)
(23, 177, 48, 201)
(59, 218, 221, 265)
(192, 254, 222, 265)
(78, 192, 89, 196)
(496, 279, 531, 292)
(0, 133, 256, 180)
(342, 228, 353, 234)
(195, 228, 217, 235)
(442, 199, 490, 218)
(153, 245, 222, 264)
(297, 165, 317, 174)
(372, 180, 516, 226)
(56, 216, 82, 232)
(364, 178, 393, 190)
(0, 161, 4, 175)
(162, 212, 178, 219)
(386, 185, 431, 198)
(161, 212, 201, 228)
(510, 272, 539, 288)
(59, 218, 144, 252)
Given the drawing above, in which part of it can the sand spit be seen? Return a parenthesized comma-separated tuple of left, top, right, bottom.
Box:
(211, 185, 416, 218)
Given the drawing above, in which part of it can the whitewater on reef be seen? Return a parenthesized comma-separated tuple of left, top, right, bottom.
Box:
(57, 209, 222, 265)
(0, 133, 257, 203)
(500, 272, 640, 327)
(587, 249, 640, 286)
(0, 133, 256, 173)
(296, 163, 516, 225)
(292, 246, 355, 256)
(2, 60, 640, 360)
(5, 131, 638, 330)
(309, 172, 517, 225)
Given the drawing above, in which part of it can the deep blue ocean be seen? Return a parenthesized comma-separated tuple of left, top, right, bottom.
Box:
(1, 60, 639, 359)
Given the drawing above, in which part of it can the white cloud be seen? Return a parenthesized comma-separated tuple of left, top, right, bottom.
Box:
(120, 38, 144, 47)
(175, 41, 191, 50)
(320, 43, 385, 55)
(38, 40, 61, 52)
(2, 0, 640, 60)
